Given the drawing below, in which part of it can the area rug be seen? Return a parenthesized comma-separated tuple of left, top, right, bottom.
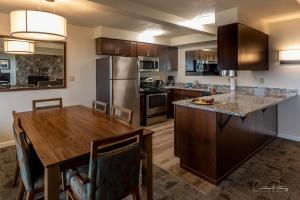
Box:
(1, 138, 300, 200)
(0, 145, 206, 200)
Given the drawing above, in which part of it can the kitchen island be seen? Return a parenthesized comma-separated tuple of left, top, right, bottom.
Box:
(173, 91, 296, 184)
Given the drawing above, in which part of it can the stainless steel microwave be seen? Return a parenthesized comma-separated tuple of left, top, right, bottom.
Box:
(138, 56, 159, 72)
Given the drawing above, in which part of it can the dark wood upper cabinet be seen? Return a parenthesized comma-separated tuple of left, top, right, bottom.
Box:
(158, 46, 169, 71)
(136, 43, 158, 57)
(217, 23, 268, 70)
(168, 46, 178, 71)
(185, 51, 195, 72)
(117, 40, 130, 56)
(96, 38, 178, 70)
(129, 42, 137, 57)
(158, 46, 178, 72)
(96, 38, 116, 55)
(96, 38, 130, 56)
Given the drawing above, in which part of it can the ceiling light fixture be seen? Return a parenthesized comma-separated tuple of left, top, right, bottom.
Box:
(279, 49, 300, 64)
(4, 39, 35, 54)
(10, 0, 67, 41)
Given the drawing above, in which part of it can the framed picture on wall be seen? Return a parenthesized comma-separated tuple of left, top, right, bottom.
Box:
(0, 59, 10, 70)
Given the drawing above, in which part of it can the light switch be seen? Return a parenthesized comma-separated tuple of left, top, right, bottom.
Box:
(69, 76, 75, 82)
(259, 78, 264, 84)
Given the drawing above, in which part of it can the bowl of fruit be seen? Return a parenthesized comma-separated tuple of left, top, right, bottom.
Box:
(192, 98, 214, 105)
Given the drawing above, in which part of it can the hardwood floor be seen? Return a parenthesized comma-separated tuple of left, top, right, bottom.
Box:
(147, 120, 216, 194)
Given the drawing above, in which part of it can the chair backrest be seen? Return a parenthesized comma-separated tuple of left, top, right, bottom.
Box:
(92, 100, 108, 114)
(32, 98, 62, 111)
(87, 129, 143, 200)
(111, 105, 133, 125)
(13, 118, 34, 192)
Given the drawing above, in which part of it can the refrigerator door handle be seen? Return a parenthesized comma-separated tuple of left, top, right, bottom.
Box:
(135, 79, 139, 99)
(136, 60, 140, 99)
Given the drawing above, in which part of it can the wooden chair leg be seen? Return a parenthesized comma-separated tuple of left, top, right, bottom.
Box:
(61, 172, 67, 191)
(26, 191, 35, 200)
(66, 189, 77, 200)
(16, 180, 25, 200)
(13, 156, 20, 187)
(133, 187, 140, 200)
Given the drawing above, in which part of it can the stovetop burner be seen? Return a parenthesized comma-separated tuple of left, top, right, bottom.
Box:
(141, 87, 167, 94)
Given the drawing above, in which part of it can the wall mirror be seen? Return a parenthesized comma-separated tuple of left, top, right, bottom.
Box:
(0, 36, 66, 91)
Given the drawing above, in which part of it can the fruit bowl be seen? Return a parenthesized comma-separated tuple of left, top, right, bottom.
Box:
(192, 98, 214, 105)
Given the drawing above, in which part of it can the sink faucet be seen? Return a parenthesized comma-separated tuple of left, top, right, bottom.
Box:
(193, 80, 200, 88)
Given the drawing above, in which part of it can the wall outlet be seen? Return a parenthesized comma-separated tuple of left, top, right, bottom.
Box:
(227, 77, 231, 83)
(69, 76, 75, 82)
(259, 78, 265, 84)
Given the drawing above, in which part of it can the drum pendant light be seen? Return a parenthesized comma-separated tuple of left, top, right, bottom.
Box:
(10, 0, 67, 41)
(4, 39, 35, 54)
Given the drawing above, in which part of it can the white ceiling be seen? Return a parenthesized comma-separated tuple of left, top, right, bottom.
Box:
(0, 0, 300, 38)
(129, 0, 300, 22)
(0, 0, 196, 37)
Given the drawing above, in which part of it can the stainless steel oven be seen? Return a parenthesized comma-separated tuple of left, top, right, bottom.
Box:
(138, 56, 159, 72)
(146, 92, 167, 125)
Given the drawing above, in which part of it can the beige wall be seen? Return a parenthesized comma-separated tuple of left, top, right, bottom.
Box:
(0, 13, 96, 145)
(175, 18, 300, 141)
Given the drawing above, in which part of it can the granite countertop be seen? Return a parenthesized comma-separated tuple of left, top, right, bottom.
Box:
(163, 85, 212, 93)
(173, 92, 297, 117)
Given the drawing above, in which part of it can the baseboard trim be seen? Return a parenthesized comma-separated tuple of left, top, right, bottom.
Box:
(278, 133, 300, 142)
(0, 140, 15, 148)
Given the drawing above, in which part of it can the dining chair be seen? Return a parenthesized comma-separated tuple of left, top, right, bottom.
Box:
(13, 117, 44, 200)
(32, 97, 63, 111)
(92, 100, 108, 114)
(111, 105, 133, 125)
(65, 129, 144, 200)
(12, 111, 20, 187)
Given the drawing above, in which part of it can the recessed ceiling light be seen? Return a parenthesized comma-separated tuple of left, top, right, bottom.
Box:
(141, 29, 165, 36)
(180, 13, 215, 30)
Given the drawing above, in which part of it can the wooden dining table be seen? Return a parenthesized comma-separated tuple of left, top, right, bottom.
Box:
(16, 105, 154, 200)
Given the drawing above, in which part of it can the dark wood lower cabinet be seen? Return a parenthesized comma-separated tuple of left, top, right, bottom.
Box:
(174, 105, 277, 184)
(167, 89, 210, 118)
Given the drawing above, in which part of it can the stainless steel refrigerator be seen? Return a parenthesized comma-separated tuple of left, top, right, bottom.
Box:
(96, 56, 140, 126)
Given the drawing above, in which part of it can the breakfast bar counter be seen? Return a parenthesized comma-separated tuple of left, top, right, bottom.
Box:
(173, 90, 297, 184)
(173, 92, 297, 117)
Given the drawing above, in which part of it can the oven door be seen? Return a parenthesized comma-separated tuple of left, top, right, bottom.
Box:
(146, 93, 167, 116)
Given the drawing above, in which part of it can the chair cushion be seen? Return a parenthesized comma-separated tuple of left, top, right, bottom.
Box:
(33, 174, 44, 191)
(94, 144, 141, 200)
(66, 165, 89, 200)
(66, 144, 141, 200)
(15, 135, 44, 192)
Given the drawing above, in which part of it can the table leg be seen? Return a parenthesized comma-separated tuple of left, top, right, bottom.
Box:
(142, 134, 153, 200)
(44, 165, 60, 200)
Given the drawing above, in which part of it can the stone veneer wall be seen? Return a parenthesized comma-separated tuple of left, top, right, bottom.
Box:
(15, 54, 64, 84)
